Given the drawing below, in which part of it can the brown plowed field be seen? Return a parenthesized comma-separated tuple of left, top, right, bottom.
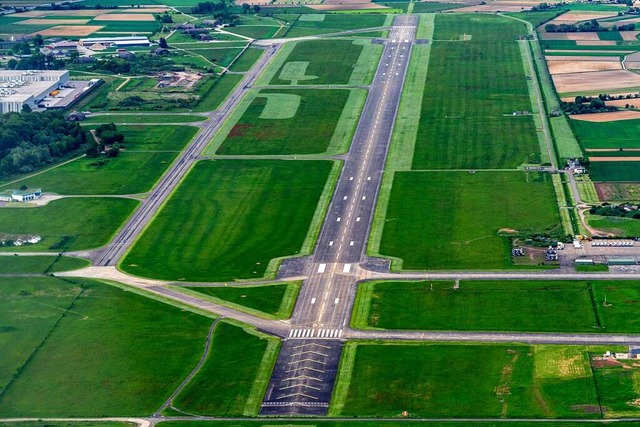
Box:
(600, 98, 640, 107)
(576, 40, 617, 46)
(590, 156, 640, 161)
(307, 3, 387, 9)
(122, 7, 169, 12)
(34, 25, 103, 36)
(621, 30, 640, 40)
(586, 148, 640, 152)
(547, 60, 621, 74)
(547, 55, 621, 61)
(13, 9, 106, 17)
(571, 110, 640, 122)
(596, 182, 640, 201)
(546, 12, 619, 25)
(553, 70, 640, 93)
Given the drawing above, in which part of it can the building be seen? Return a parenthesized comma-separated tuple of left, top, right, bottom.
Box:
(0, 70, 69, 113)
(78, 36, 150, 49)
(0, 188, 42, 202)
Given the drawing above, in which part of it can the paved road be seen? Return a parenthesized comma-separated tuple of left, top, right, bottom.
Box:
(91, 45, 280, 267)
(260, 15, 418, 415)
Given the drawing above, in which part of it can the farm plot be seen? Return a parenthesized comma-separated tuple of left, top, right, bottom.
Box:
(379, 171, 560, 270)
(354, 280, 640, 333)
(594, 182, 640, 201)
(122, 160, 332, 282)
(412, 14, 539, 169)
(593, 359, 640, 417)
(552, 70, 640, 95)
(334, 343, 607, 418)
(589, 161, 640, 182)
(571, 110, 640, 122)
(5, 125, 197, 195)
(217, 89, 351, 155)
(546, 59, 621, 74)
(570, 117, 640, 149)
(172, 322, 279, 416)
(271, 40, 363, 85)
(0, 198, 137, 252)
(283, 14, 387, 38)
(0, 277, 212, 417)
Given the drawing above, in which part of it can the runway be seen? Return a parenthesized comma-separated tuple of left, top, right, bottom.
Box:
(260, 15, 418, 415)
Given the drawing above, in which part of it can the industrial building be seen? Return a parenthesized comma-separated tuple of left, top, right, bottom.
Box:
(0, 70, 69, 113)
(78, 36, 150, 49)
(0, 188, 42, 202)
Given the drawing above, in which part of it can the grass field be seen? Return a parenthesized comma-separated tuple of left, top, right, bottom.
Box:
(186, 282, 300, 319)
(283, 14, 387, 38)
(334, 343, 610, 418)
(230, 48, 263, 72)
(570, 118, 640, 149)
(0, 256, 88, 274)
(4, 126, 197, 195)
(589, 161, 640, 182)
(353, 280, 640, 333)
(379, 171, 560, 270)
(588, 214, 640, 236)
(506, 10, 567, 27)
(0, 277, 212, 416)
(0, 198, 137, 252)
(193, 73, 243, 112)
(593, 358, 640, 417)
(217, 89, 350, 155)
(173, 321, 279, 416)
(122, 160, 332, 282)
(412, 14, 538, 169)
(271, 40, 363, 85)
(82, 114, 206, 124)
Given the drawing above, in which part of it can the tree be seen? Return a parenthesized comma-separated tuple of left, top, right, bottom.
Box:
(241, 3, 250, 13)
(7, 58, 17, 70)
(158, 37, 169, 49)
(21, 104, 31, 113)
(33, 34, 43, 47)
(252, 4, 261, 13)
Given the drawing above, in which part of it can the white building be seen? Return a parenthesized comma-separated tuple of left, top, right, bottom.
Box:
(0, 70, 69, 113)
(78, 36, 150, 49)
(0, 188, 42, 202)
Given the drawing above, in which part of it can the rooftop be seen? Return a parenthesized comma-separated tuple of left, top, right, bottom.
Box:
(0, 70, 68, 104)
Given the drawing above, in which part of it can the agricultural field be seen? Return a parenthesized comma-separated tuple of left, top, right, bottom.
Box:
(589, 161, 640, 182)
(158, 423, 640, 427)
(186, 282, 300, 319)
(333, 343, 617, 418)
(172, 321, 279, 416)
(588, 214, 640, 237)
(0, 276, 213, 416)
(216, 89, 351, 155)
(379, 171, 560, 270)
(0, 198, 137, 252)
(122, 160, 332, 282)
(353, 280, 640, 333)
(270, 40, 364, 85)
(0, 256, 88, 274)
(282, 14, 388, 38)
(82, 114, 206, 124)
(3, 125, 197, 195)
(229, 48, 264, 72)
(412, 14, 539, 169)
(570, 118, 640, 149)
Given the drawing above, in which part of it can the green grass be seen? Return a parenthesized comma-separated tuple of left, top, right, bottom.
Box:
(588, 214, 640, 236)
(598, 31, 623, 41)
(87, 19, 160, 34)
(590, 161, 640, 182)
(593, 359, 640, 417)
(230, 48, 264, 72)
(541, 39, 637, 51)
(570, 118, 640, 149)
(217, 89, 350, 155)
(175, 47, 243, 68)
(412, 14, 538, 169)
(337, 343, 582, 418)
(159, 423, 640, 427)
(284, 14, 387, 38)
(173, 321, 279, 416)
(0, 277, 212, 416)
(229, 25, 280, 39)
(193, 73, 243, 112)
(0, 256, 88, 274)
(82, 114, 206, 124)
(185, 282, 300, 319)
(354, 280, 640, 333)
(380, 171, 560, 270)
(506, 10, 567, 28)
(576, 264, 609, 272)
(271, 40, 363, 85)
(4, 126, 197, 195)
(0, 198, 137, 252)
(122, 160, 332, 282)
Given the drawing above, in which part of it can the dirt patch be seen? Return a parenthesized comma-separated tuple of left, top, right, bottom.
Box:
(595, 182, 640, 201)
(548, 55, 621, 62)
(571, 110, 640, 122)
(21, 18, 89, 25)
(600, 98, 640, 108)
(587, 148, 640, 152)
(34, 25, 103, 36)
(547, 12, 619, 25)
(94, 13, 156, 21)
(547, 49, 633, 54)
(621, 30, 640, 41)
(571, 404, 603, 413)
(548, 60, 621, 75)
(553, 70, 640, 94)
(576, 40, 618, 46)
(454, 3, 531, 12)
(592, 357, 623, 368)
(307, 3, 388, 9)
(590, 156, 640, 161)
(498, 228, 519, 234)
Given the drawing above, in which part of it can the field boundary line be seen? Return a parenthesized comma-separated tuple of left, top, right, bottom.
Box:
(327, 341, 358, 416)
(202, 90, 258, 156)
(349, 39, 384, 86)
(326, 88, 368, 155)
(277, 281, 301, 319)
(244, 335, 281, 416)
(155, 318, 220, 417)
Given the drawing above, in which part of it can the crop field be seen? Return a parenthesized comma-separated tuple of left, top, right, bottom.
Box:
(334, 343, 614, 418)
(0, 256, 87, 274)
(230, 48, 263, 72)
(593, 358, 640, 417)
(594, 182, 640, 201)
(271, 40, 363, 85)
(0, 198, 137, 252)
(157, 423, 640, 427)
(0, 277, 212, 416)
(353, 280, 640, 333)
(283, 14, 387, 38)
(379, 171, 560, 270)
(4, 125, 197, 195)
(570, 118, 640, 149)
(411, 14, 538, 169)
(186, 282, 300, 319)
(173, 322, 279, 416)
(217, 89, 350, 155)
(589, 161, 640, 182)
(82, 114, 206, 124)
(122, 160, 332, 282)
